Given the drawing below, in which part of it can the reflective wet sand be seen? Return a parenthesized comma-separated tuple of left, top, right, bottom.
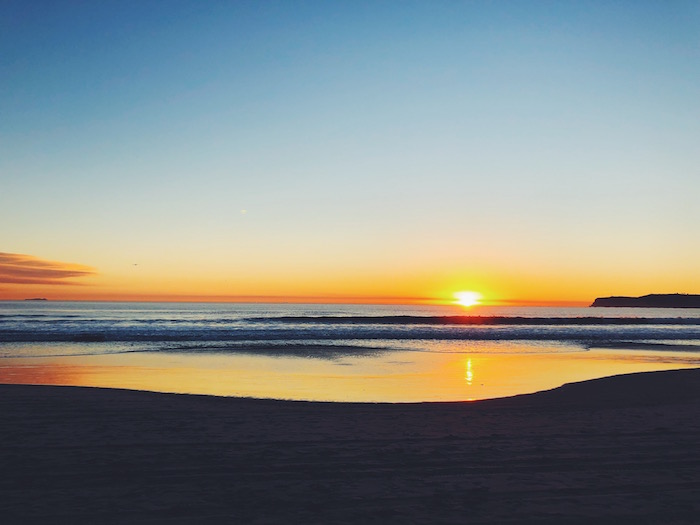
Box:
(1, 342, 699, 401)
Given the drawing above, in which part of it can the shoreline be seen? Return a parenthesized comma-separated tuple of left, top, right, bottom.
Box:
(3, 341, 699, 403)
(2, 368, 700, 523)
(3, 364, 700, 405)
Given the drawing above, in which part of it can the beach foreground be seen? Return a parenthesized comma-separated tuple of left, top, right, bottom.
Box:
(2, 369, 700, 524)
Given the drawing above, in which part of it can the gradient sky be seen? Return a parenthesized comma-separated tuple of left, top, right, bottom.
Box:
(1, 1, 699, 304)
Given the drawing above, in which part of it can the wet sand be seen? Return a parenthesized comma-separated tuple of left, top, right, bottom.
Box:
(2, 368, 700, 524)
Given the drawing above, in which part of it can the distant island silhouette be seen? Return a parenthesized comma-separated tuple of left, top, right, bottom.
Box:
(591, 294, 700, 308)
(24, 298, 48, 301)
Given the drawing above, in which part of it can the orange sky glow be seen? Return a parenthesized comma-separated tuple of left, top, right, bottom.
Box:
(1, 250, 694, 306)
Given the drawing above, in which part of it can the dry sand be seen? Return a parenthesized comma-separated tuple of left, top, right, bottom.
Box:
(1, 368, 700, 524)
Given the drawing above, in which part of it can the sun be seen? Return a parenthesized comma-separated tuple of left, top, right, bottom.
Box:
(454, 291, 482, 308)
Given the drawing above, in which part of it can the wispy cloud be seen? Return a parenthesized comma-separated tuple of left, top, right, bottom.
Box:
(0, 252, 95, 285)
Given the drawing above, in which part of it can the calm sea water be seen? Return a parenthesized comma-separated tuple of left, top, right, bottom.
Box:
(1, 301, 700, 401)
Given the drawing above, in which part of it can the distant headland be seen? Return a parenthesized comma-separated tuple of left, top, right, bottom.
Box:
(24, 298, 48, 301)
(591, 294, 700, 308)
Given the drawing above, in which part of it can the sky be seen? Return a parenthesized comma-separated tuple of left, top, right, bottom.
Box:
(1, 0, 699, 305)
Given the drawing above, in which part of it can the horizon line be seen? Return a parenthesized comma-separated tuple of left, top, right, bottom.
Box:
(0, 295, 591, 307)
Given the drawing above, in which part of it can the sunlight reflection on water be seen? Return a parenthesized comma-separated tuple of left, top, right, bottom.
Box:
(1, 343, 699, 402)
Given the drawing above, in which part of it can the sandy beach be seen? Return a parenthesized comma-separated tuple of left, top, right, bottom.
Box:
(2, 368, 700, 524)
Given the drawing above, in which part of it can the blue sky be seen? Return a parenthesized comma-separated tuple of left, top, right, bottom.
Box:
(1, 1, 699, 302)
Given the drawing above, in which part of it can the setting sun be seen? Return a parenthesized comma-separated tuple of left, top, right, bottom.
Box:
(454, 291, 482, 307)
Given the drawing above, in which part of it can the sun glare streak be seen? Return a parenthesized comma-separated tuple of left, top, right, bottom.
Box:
(454, 291, 482, 308)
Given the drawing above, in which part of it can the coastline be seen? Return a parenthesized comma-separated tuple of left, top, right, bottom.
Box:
(3, 368, 700, 523)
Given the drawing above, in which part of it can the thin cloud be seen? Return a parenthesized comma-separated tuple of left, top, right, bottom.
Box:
(0, 252, 95, 285)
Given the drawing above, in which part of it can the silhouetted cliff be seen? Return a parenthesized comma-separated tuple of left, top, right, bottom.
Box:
(591, 294, 700, 308)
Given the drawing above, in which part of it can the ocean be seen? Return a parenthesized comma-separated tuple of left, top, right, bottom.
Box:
(1, 301, 699, 402)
